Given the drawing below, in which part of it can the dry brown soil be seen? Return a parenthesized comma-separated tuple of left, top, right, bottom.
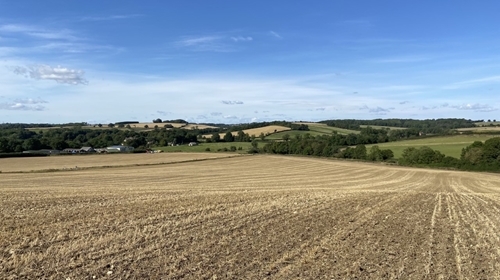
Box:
(1, 155, 500, 279)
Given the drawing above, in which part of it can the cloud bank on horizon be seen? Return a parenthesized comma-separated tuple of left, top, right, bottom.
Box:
(1, 1, 499, 124)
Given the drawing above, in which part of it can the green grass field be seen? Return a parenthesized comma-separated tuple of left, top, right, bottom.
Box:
(153, 142, 252, 153)
(367, 135, 497, 158)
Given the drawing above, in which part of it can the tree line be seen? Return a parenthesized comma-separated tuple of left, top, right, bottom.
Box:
(0, 127, 199, 153)
(398, 138, 500, 172)
(319, 118, 476, 134)
(261, 127, 394, 160)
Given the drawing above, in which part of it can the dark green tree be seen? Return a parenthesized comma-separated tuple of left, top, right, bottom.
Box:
(211, 133, 221, 142)
(223, 132, 234, 142)
(22, 138, 42, 151)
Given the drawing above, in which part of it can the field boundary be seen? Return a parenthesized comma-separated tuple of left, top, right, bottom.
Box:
(1, 154, 248, 174)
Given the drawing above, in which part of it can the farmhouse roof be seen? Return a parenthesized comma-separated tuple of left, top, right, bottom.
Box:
(108, 145, 127, 148)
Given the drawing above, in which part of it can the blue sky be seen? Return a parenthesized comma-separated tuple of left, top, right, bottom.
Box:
(1, 1, 500, 124)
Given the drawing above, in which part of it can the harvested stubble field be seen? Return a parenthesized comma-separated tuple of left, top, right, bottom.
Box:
(0, 153, 237, 173)
(1, 155, 500, 279)
(204, 125, 291, 139)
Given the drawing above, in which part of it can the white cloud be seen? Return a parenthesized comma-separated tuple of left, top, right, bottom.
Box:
(177, 36, 220, 46)
(231, 36, 253, 42)
(9, 64, 88, 85)
(13, 98, 47, 104)
(451, 103, 497, 112)
(175, 34, 253, 51)
(175, 36, 230, 52)
(0, 102, 45, 111)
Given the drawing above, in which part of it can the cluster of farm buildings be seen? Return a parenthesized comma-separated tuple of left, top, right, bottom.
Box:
(23, 145, 135, 155)
(23, 141, 199, 155)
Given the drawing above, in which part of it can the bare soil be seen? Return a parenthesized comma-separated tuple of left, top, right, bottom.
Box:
(1, 155, 500, 279)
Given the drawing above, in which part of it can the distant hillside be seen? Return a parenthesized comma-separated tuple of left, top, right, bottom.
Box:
(204, 125, 291, 139)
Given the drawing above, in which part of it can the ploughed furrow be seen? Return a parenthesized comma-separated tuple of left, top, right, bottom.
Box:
(457, 176, 500, 193)
(454, 194, 500, 277)
(425, 190, 500, 279)
(269, 191, 434, 279)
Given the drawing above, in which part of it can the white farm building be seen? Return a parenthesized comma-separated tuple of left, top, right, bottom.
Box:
(106, 145, 135, 153)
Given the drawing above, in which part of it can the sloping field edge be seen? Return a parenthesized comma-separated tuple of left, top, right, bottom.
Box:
(2, 154, 247, 174)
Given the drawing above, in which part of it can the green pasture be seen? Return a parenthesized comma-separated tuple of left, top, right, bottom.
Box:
(367, 135, 497, 159)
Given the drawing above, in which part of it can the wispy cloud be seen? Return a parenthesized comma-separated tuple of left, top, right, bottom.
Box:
(231, 36, 253, 42)
(175, 35, 231, 52)
(359, 105, 393, 114)
(419, 106, 437, 111)
(445, 75, 500, 89)
(211, 112, 223, 116)
(222, 100, 244, 105)
(177, 36, 221, 47)
(450, 103, 497, 112)
(417, 102, 497, 112)
(0, 24, 79, 41)
(9, 64, 88, 85)
(269, 31, 282, 39)
(399, 101, 410, 105)
(0, 102, 45, 111)
(79, 14, 143, 21)
(13, 98, 47, 104)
